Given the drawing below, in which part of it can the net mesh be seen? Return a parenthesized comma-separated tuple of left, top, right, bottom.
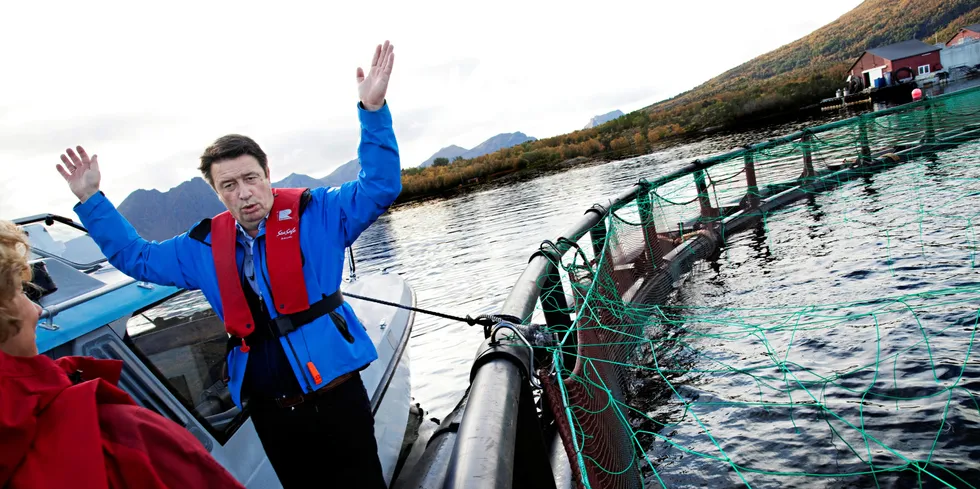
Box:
(520, 86, 980, 489)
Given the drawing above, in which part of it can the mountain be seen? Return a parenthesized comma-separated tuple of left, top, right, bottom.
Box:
(321, 158, 361, 187)
(420, 145, 468, 167)
(462, 132, 536, 159)
(272, 172, 324, 189)
(584, 110, 624, 129)
(117, 177, 224, 242)
(420, 132, 537, 168)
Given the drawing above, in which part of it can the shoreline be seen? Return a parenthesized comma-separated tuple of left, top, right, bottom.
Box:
(388, 135, 698, 212)
(386, 101, 863, 213)
(390, 155, 625, 212)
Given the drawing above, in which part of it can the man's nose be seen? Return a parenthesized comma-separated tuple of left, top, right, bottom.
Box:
(238, 184, 252, 201)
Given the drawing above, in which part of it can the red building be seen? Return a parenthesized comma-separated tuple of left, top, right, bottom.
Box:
(946, 24, 980, 46)
(848, 40, 943, 89)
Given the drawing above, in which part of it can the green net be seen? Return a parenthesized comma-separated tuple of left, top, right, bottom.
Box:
(520, 86, 980, 489)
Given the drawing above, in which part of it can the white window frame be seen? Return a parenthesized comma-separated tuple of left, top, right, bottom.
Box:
(918, 65, 931, 75)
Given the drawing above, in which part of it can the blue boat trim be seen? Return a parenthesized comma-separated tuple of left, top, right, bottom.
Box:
(36, 282, 180, 353)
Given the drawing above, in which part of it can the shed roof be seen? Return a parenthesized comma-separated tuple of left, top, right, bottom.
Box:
(866, 39, 942, 61)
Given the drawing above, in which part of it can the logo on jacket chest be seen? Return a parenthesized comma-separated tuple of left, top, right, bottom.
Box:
(277, 227, 298, 240)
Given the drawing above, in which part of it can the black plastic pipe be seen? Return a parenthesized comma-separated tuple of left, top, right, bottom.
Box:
(443, 358, 523, 489)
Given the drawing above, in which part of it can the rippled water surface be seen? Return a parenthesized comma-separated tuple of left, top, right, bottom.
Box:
(349, 119, 978, 487)
(633, 143, 980, 488)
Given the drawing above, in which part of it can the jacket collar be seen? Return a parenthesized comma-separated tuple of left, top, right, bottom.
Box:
(235, 215, 268, 242)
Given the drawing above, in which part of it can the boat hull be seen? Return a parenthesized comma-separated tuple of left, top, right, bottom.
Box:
(345, 272, 417, 486)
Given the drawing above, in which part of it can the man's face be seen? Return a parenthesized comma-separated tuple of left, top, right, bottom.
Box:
(210, 155, 274, 233)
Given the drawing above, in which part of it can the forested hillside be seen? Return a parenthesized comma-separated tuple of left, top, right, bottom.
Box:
(395, 0, 980, 204)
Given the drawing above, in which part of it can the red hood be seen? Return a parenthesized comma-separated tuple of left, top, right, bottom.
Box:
(0, 351, 244, 489)
(0, 351, 124, 486)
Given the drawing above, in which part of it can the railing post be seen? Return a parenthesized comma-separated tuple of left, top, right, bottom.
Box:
(741, 151, 760, 209)
(539, 257, 576, 369)
(922, 100, 936, 149)
(693, 169, 720, 219)
(800, 131, 815, 180)
(858, 117, 871, 163)
(540, 260, 571, 330)
(636, 182, 665, 270)
(588, 207, 608, 259)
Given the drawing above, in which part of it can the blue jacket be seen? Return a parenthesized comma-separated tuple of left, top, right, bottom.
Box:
(74, 102, 402, 409)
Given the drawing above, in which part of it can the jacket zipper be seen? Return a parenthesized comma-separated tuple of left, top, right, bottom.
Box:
(255, 238, 315, 393)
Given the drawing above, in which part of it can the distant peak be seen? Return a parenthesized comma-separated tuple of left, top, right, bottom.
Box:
(584, 110, 625, 129)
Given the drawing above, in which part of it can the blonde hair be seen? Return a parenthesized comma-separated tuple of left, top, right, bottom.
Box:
(0, 220, 32, 343)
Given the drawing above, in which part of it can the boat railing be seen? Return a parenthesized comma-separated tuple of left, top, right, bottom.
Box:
(434, 83, 980, 489)
(13, 214, 161, 327)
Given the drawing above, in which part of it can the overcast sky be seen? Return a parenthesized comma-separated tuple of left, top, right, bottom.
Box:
(0, 0, 864, 221)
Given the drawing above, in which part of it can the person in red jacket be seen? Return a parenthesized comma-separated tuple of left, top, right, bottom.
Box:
(0, 219, 246, 489)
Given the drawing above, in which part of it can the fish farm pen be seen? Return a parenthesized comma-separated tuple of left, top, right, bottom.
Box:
(394, 85, 980, 489)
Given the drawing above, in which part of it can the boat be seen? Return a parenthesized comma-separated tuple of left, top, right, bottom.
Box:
(16, 213, 420, 488)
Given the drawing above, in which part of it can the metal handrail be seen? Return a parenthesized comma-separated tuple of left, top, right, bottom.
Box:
(499, 84, 980, 318)
(38, 277, 141, 322)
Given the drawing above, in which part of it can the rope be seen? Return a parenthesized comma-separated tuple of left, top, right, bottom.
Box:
(343, 291, 503, 335)
(346, 245, 502, 335)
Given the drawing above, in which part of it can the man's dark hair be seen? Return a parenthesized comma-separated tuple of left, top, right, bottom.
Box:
(199, 134, 268, 186)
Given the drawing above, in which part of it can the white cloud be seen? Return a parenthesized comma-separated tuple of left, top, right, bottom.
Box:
(0, 0, 862, 221)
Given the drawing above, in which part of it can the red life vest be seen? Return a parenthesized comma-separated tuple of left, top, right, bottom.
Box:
(210, 188, 310, 347)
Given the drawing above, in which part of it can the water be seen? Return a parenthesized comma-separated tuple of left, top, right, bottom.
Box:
(631, 143, 980, 487)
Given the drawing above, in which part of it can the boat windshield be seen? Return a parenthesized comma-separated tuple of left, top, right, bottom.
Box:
(19, 219, 107, 269)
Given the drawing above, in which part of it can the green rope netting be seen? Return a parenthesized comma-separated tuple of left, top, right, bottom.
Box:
(521, 86, 980, 488)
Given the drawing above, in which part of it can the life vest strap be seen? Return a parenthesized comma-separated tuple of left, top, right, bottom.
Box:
(271, 290, 346, 337)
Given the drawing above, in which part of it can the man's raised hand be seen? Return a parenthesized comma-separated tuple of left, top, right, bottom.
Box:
(357, 41, 395, 112)
(57, 146, 101, 204)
